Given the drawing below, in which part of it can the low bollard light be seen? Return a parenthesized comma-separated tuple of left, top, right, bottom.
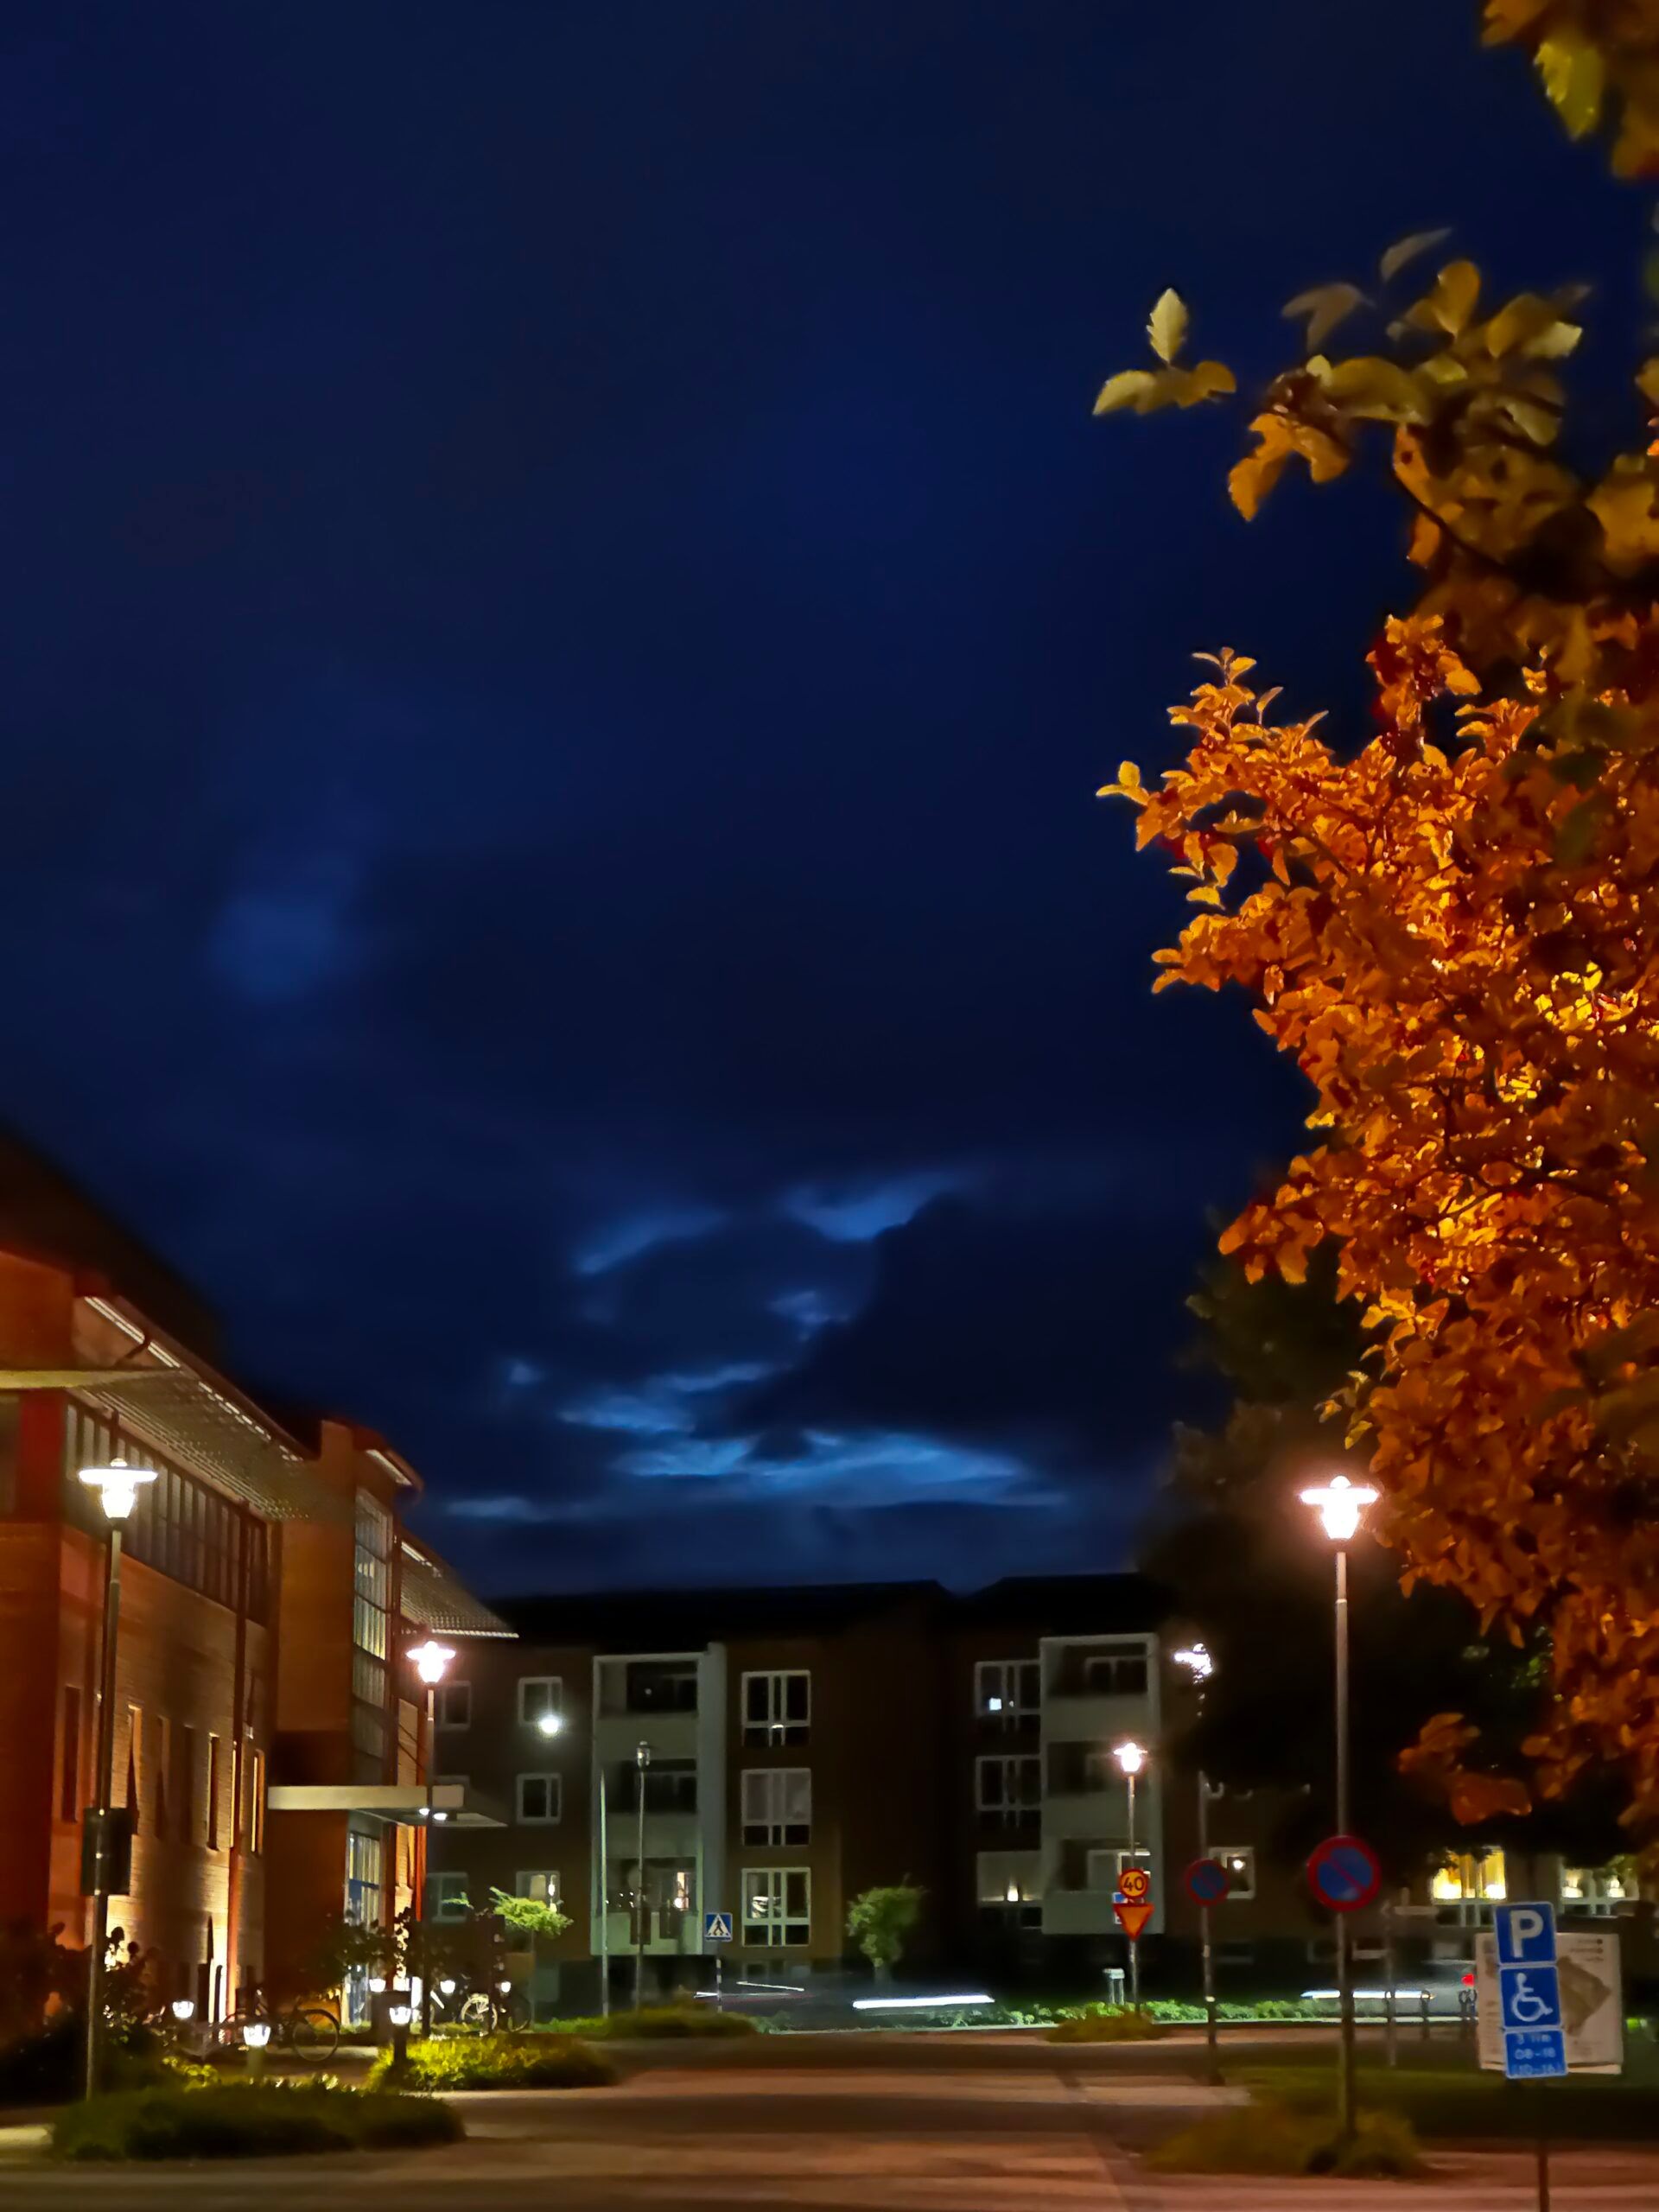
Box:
(241, 2020, 270, 2080)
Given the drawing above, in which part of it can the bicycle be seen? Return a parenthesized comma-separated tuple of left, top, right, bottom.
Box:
(437, 1976, 530, 2033)
(212, 1992, 341, 2064)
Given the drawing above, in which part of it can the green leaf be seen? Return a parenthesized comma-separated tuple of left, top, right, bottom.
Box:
(1147, 288, 1188, 365)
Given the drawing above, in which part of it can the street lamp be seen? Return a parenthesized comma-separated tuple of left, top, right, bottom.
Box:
(633, 1741, 652, 2012)
(1300, 1471, 1378, 2145)
(407, 1639, 455, 2037)
(79, 1459, 156, 2099)
(1111, 1738, 1147, 2006)
(1173, 1643, 1220, 2083)
(537, 1708, 563, 1737)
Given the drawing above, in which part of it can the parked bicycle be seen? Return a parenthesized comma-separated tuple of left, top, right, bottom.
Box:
(212, 1992, 341, 2064)
(435, 1975, 529, 2033)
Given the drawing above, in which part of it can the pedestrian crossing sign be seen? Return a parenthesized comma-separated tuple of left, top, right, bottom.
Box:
(704, 1911, 734, 1942)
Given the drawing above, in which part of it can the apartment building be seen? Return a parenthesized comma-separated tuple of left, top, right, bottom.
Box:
(423, 1583, 944, 2010)
(429, 1571, 1656, 2005)
(0, 1141, 505, 2018)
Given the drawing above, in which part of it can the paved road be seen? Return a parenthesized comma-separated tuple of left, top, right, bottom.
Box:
(2, 2033, 1656, 2209)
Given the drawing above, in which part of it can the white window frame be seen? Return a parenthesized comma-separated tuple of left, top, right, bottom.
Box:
(741, 1866, 810, 1947)
(1086, 1846, 1153, 1891)
(429, 1872, 470, 1922)
(741, 1767, 811, 1846)
(976, 1752, 1040, 1811)
(515, 1771, 563, 1826)
(1080, 1643, 1149, 1697)
(434, 1681, 472, 1731)
(514, 1869, 561, 1908)
(976, 1659, 1039, 1719)
(1216, 1847, 1256, 1901)
(518, 1676, 563, 1729)
(741, 1669, 810, 1745)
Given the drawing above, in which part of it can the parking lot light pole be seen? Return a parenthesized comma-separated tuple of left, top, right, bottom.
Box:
(633, 1742, 652, 2012)
(1111, 1738, 1147, 2006)
(79, 1459, 156, 2100)
(408, 1640, 456, 2038)
(1173, 1644, 1220, 2083)
(1299, 1471, 1378, 2146)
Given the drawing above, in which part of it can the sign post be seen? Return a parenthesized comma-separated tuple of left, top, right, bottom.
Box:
(1183, 1857, 1230, 2082)
(1112, 1865, 1153, 2004)
(1482, 1904, 1566, 2212)
(703, 1910, 733, 2012)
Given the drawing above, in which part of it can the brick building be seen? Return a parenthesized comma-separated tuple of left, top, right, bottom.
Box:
(429, 1573, 1652, 2010)
(0, 1142, 505, 2020)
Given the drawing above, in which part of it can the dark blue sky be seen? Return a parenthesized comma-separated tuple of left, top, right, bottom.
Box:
(0, 3, 1635, 1590)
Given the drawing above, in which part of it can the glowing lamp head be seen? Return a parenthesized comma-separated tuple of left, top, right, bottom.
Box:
(438, 1978, 456, 1996)
(1300, 1472, 1379, 1543)
(498, 1980, 512, 1996)
(368, 1977, 387, 1994)
(1112, 1738, 1147, 1778)
(240, 2021, 271, 2050)
(78, 1458, 156, 1526)
(408, 1639, 455, 1687)
(1173, 1643, 1213, 1683)
(537, 1708, 563, 1737)
(169, 1999, 195, 2023)
(1004, 1882, 1020, 1904)
(387, 2004, 412, 2029)
(636, 1740, 652, 1769)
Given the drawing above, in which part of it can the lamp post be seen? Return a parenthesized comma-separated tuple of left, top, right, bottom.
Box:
(1173, 1643, 1220, 2084)
(1299, 1471, 1378, 2146)
(80, 1459, 156, 2100)
(633, 1741, 651, 2012)
(408, 1639, 455, 2039)
(1111, 1738, 1147, 2006)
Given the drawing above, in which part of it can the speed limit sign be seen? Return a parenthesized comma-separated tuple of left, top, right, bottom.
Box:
(1119, 1866, 1151, 1904)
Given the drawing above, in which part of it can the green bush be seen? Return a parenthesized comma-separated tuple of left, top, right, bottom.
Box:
(1048, 2005, 1173, 2044)
(0, 2016, 175, 2106)
(51, 2082, 462, 2162)
(537, 2004, 759, 2041)
(368, 2033, 615, 2091)
(1146, 2103, 1423, 2178)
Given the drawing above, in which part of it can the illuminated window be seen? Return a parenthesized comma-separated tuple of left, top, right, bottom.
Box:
(515, 1870, 560, 1908)
(976, 1660, 1040, 1719)
(742, 1670, 809, 1746)
(1431, 1850, 1506, 1901)
(741, 1867, 810, 1947)
(1217, 1847, 1256, 1901)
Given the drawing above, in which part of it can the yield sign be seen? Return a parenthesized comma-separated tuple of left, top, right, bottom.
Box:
(1113, 1895, 1153, 1940)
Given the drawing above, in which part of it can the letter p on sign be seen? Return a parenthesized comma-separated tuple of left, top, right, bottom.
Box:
(1495, 1903, 1556, 1967)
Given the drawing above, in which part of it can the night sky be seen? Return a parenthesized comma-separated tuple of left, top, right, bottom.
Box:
(0, 4, 1636, 1592)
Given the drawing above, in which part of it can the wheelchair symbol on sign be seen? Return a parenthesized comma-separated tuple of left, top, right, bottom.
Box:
(1505, 1974, 1556, 2026)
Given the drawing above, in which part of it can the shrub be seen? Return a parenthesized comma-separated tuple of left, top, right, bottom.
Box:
(368, 2033, 616, 2091)
(51, 2082, 461, 2162)
(1146, 2104, 1423, 2179)
(1048, 2005, 1173, 2044)
(0, 2015, 168, 2106)
(536, 2005, 759, 2041)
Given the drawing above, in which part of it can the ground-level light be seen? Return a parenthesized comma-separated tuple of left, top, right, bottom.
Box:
(241, 2022, 271, 2050)
(169, 1999, 194, 2023)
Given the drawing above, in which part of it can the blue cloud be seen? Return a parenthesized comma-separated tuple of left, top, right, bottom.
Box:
(781, 1170, 972, 1243)
(570, 1205, 728, 1276)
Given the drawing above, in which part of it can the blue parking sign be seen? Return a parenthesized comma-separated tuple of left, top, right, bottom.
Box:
(1499, 1966, 1562, 2032)
(1495, 1902, 1556, 1966)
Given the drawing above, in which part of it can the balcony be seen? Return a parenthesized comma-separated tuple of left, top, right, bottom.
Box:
(1042, 1691, 1152, 1744)
(1041, 1888, 1122, 1937)
(1042, 1790, 1129, 1842)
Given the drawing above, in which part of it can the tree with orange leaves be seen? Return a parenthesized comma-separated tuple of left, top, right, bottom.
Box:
(1096, 4, 1659, 1834)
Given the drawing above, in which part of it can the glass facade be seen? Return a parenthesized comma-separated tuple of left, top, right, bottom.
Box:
(63, 1403, 267, 1620)
(352, 1489, 391, 1773)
